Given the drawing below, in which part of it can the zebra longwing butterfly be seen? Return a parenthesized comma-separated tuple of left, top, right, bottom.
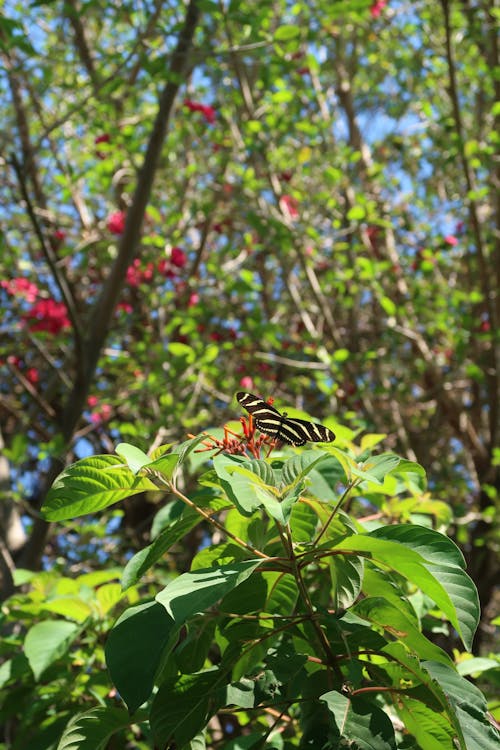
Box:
(237, 392, 335, 446)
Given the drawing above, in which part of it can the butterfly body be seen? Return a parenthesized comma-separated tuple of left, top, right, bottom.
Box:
(237, 392, 335, 446)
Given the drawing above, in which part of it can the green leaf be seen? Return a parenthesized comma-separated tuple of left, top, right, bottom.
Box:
(352, 597, 450, 664)
(352, 453, 401, 484)
(115, 442, 152, 473)
(121, 508, 202, 590)
(41, 455, 157, 521)
(56, 707, 135, 750)
(156, 559, 264, 623)
(105, 601, 177, 713)
(331, 535, 462, 642)
(369, 525, 479, 650)
(329, 553, 364, 610)
(274, 25, 300, 41)
(150, 670, 221, 748)
(423, 661, 500, 750)
(396, 697, 457, 750)
(213, 454, 264, 515)
(281, 450, 330, 487)
(24, 620, 80, 679)
(456, 657, 499, 676)
(321, 692, 397, 749)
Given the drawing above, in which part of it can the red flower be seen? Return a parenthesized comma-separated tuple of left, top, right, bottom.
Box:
(107, 211, 126, 235)
(23, 298, 71, 334)
(370, 0, 387, 17)
(188, 292, 199, 307)
(95, 133, 111, 144)
(25, 368, 39, 385)
(280, 194, 299, 219)
(171, 247, 187, 268)
(1, 277, 39, 303)
(158, 258, 176, 279)
(54, 229, 66, 242)
(87, 395, 99, 407)
(239, 376, 254, 390)
(117, 301, 133, 313)
(183, 99, 216, 125)
(444, 235, 458, 246)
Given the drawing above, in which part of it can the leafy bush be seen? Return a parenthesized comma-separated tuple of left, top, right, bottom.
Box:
(3, 428, 494, 749)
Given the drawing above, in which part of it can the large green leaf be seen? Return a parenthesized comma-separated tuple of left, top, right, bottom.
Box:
(41, 455, 158, 521)
(320, 692, 397, 749)
(352, 597, 450, 664)
(150, 670, 222, 748)
(56, 707, 136, 750)
(105, 601, 177, 713)
(156, 559, 264, 623)
(331, 535, 463, 644)
(24, 620, 80, 679)
(396, 697, 459, 750)
(423, 661, 500, 750)
(369, 525, 479, 650)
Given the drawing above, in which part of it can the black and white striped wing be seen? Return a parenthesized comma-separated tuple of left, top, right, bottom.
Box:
(280, 417, 335, 446)
(236, 392, 284, 438)
(237, 392, 335, 446)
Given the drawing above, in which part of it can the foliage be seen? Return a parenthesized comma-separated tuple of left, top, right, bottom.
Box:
(1, 434, 497, 748)
(0, 0, 499, 746)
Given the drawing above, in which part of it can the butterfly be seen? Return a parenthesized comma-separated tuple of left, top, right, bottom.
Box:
(237, 392, 335, 446)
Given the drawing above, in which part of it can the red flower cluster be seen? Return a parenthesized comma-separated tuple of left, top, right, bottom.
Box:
(107, 211, 126, 235)
(183, 99, 216, 124)
(126, 259, 155, 287)
(23, 299, 71, 334)
(158, 247, 187, 278)
(1, 277, 39, 303)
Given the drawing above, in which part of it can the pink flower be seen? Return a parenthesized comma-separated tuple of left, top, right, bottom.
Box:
(23, 299, 70, 334)
(87, 395, 99, 407)
(183, 99, 216, 125)
(1, 277, 39, 303)
(188, 292, 199, 307)
(370, 0, 387, 17)
(107, 211, 126, 235)
(171, 247, 187, 268)
(117, 302, 133, 313)
(239, 376, 254, 390)
(444, 235, 458, 246)
(90, 403, 112, 424)
(280, 194, 299, 219)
